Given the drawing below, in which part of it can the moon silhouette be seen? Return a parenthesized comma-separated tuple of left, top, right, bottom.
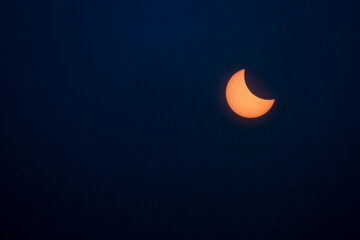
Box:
(225, 69, 275, 118)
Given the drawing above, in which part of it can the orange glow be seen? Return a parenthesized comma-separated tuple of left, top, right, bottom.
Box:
(225, 69, 275, 118)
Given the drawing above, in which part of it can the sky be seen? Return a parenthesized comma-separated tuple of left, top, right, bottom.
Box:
(2, 0, 360, 239)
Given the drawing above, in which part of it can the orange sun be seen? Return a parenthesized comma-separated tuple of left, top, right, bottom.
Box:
(225, 69, 275, 118)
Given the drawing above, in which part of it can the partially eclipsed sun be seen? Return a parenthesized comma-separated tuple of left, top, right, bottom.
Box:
(225, 69, 275, 118)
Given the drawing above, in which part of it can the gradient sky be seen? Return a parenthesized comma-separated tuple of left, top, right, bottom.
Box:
(2, 0, 360, 239)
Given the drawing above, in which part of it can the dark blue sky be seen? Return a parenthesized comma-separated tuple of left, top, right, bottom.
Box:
(2, 0, 360, 239)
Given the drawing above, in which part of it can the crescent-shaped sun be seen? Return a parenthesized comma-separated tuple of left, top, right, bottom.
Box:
(225, 69, 275, 118)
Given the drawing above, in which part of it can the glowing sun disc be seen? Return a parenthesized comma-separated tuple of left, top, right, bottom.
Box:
(225, 69, 275, 118)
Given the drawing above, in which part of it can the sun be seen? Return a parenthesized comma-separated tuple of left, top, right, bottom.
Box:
(225, 69, 275, 118)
